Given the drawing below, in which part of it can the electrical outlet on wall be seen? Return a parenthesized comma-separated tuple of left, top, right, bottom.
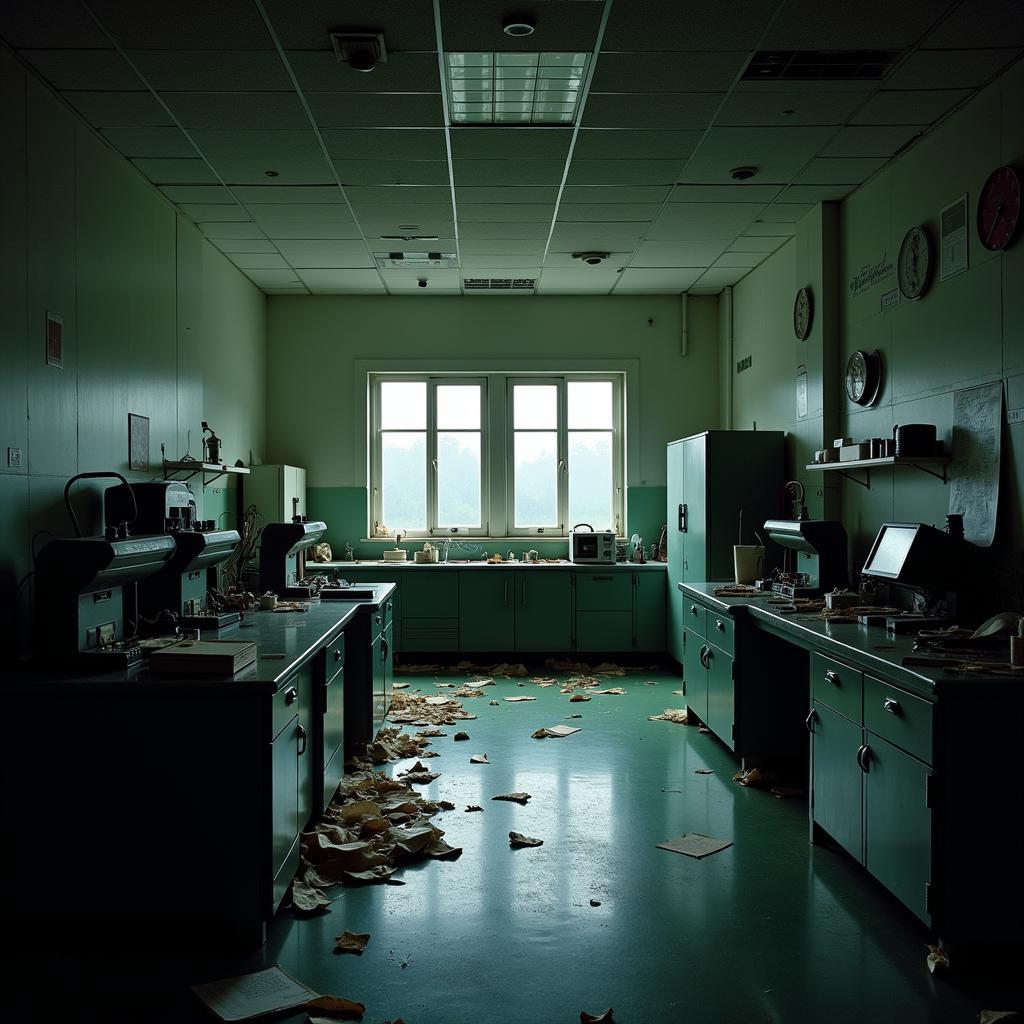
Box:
(7, 447, 22, 468)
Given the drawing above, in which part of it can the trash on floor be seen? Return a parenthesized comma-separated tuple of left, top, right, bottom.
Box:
(566, 713, 583, 719)
(416, 727, 447, 737)
(926, 944, 950, 974)
(417, 749, 440, 758)
(455, 659, 528, 677)
(978, 1012, 1018, 1023)
(387, 692, 476, 726)
(438, 800, 456, 810)
(466, 677, 496, 687)
(470, 753, 490, 763)
(657, 833, 733, 859)
(694, 768, 715, 775)
(649, 708, 689, 724)
(425, 696, 453, 705)
(466, 805, 483, 812)
(362, 727, 429, 766)
(697, 724, 710, 733)
(592, 662, 626, 676)
(291, 881, 333, 917)
(392, 682, 410, 690)
(398, 761, 440, 784)
(191, 966, 318, 1022)
(733, 768, 775, 788)
(306, 994, 366, 1020)
(454, 731, 470, 741)
(532, 725, 582, 738)
(560, 675, 601, 693)
(509, 831, 543, 848)
(590, 899, 601, 907)
(580, 1008, 615, 1023)
(452, 685, 490, 698)
(591, 687, 627, 695)
(531, 676, 559, 687)
(569, 693, 592, 702)
(492, 792, 531, 805)
(489, 699, 500, 706)
(504, 695, 537, 702)
(334, 931, 370, 956)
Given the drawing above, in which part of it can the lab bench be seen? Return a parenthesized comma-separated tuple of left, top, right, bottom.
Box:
(0, 588, 394, 947)
(678, 581, 1024, 952)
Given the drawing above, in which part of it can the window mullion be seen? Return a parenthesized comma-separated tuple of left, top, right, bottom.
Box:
(558, 377, 568, 535)
(427, 379, 438, 534)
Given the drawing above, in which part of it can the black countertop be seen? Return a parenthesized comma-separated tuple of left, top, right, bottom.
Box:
(3, 583, 396, 696)
(313, 559, 667, 571)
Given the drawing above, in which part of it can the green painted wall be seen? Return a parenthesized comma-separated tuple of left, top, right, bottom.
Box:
(266, 294, 720, 553)
(0, 50, 267, 655)
(731, 58, 1024, 604)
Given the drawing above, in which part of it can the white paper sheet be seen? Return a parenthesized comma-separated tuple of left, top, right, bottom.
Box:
(190, 966, 318, 1022)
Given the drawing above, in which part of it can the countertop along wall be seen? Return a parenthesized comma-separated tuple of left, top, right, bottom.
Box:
(0, 47, 268, 656)
(730, 58, 1024, 605)
(265, 294, 721, 556)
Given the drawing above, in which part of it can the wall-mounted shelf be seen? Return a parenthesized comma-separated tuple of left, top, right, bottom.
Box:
(162, 460, 250, 487)
(804, 455, 950, 490)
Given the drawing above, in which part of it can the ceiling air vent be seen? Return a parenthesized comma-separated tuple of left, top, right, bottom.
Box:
(743, 50, 902, 81)
(464, 278, 536, 290)
(374, 252, 458, 270)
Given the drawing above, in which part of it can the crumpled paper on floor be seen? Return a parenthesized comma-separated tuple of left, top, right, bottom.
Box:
(532, 725, 582, 738)
(569, 692, 592, 702)
(560, 675, 601, 693)
(469, 753, 490, 763)
(592, 662, 626, 676)
(306, 994, 366, 1020)
(509, 831, 543, 848)
(398, 760, 440, 784)
(926, 943, 950, 974)
(363, 727, 429, 765)
(504, 695, 537, 702)
(580, 1008, 614, 1023)
(649, 708, 689, 724)
(591, 687, 626, 695)
(291, 881, 333, 916)
(387, 691, 477, 726)
(492, 792, 531, 805)
(334, 931, 370, 955)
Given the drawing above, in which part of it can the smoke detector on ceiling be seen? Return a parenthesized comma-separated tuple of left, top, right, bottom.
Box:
(573, 251, 611, 266)
(330, 31, 387, 72)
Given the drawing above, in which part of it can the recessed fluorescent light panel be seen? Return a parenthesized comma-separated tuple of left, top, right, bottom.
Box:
(445, 52, 590, 125)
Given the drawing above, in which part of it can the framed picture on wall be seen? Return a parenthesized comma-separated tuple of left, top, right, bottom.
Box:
(940, 194, 968, 281)
(129, 413, 150, 472)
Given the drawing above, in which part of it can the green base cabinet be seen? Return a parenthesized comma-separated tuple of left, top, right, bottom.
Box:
(515, 571, 571, 652)
(810, 700, 864, 861)
(704, 642, 734, 751)
(634, 571, 666, 652)
(459, 572, 515, 651)
(682, 627, 707, 720)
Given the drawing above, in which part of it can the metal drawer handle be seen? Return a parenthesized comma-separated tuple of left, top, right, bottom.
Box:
(284, 686, 298, 705)
(824, 670, 840, 686)
(375, 614, 382, 625)
(690, 604, 699, 616)
(883, 697, 901, 716)
(699, 644, 710, 669)
(805, 708, 817, 733)
(715, 619, 725, 632)
(856, 744, 870, 772)
(297, 723, 308, 756)
(334, 649, 343, 663)
(591, 575, 614, 581)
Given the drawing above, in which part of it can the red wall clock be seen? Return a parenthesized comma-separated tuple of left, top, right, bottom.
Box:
(976, 165, 1021, 251)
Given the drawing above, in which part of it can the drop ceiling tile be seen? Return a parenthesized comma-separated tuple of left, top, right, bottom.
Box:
(821, 125, 925, 158)
(364, 228, 457, 246)
(228, 253, 291, 270)
(537, 269, 621, 294)
(190, 129, 333, 184)
(679, 126, 833, 185)
(591, 52, 749, 92)
(692, 266, 750, 288)
(887, 48, 1020, 90)
(163, 92, 311, 129)
(456, 186, 561, 204)
(462, 263, 543, 276)
(88, 0, 274, 49)
(263, 0, 439, 51)
(19, 50, 140, 90)
(567, 160, 684, 185)
(287, 51, 441, 92)
(762, 0, 940, 48)
(309, 93, 443, 128)
(62, 91, 174, 128)
(126, 50, 291, 92)
(583, 93, 723, 129)
(549, 225, 650, 251)
(441, 0, 603, 51)
(851, 89, 972, 125)
(631, 240, 731, 267)
(457, 204, 555, 223)
(381, 268, 462, 290)
(615, 268, 705, 293)
(716, 90, 864, 127)
(572, 130, 702, 161)
(561, 185, 672, 204)
(0, 3, 110, 47)
(243, 269, 306, 289)
(347, 185, 453, 204)
(744, 220, 797, 237)
(351, 203, 453, 224)
(450, 128, 572, 161)
(275, 239, 374, 268)
(757, 203, 814, 222)
(100, 127, 196, 158)
(461, 239, 547, 255)
(922, 0, 1024, 47)
(714, 251, 768, 268)
(198, 222, 265, 239)
(334, 160, 451, 185)
(232, 185, 347, 204)
(669, 183, 784, 203)
(453, 160, 567, 186)
(460, 223, 551, 241)
(779, 184, 857, 203)
(647, 202, 759, 240)
(543, 251, 634, 270)
(178, 204, 252, 222)
(795, 157, 887, 185)
(729, 235, 792, 253)
(132, 158, 218, 184)
(603, 1, 779, 50)
(209, 238, 279, 254)
(295, 269, 386, 293)
(556, 203, 662, 222)
(159, 185, 234, 203)
(322, 129, 446, 162)
(249, 204, 358, 233)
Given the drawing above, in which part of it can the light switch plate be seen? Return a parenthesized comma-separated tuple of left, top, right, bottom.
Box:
(7, 447, 21, 467)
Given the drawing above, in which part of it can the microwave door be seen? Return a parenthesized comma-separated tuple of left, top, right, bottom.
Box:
(577, 536, 597, 559)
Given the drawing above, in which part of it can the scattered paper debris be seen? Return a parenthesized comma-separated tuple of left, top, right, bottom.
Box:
(509, 831, 543, 848)
(454, 731, 470, 741)
(590, 899, 601, 907)
(978, 1012, 1018, 1024)
(492, 792, 531, 805)
(425, 696, 452, 705)
(455, 659, 528, 677)
(416, 728, 447, 737)
(733, 768, 775, 788)
(649, 708, 689, 724)
(694, 768, 714, 775)
(465, 677, 496, 687)
(392, 682, 410, 690)
(926, 944, 950, 974)
(566, 714, 583, 719)
(470, 753, 490, 764)
(504, 695, 537, 702)
(489, 699, 500, 706)
(533, 725, 582, 738)
(697, 724, 710, 733)
(388, 691, 476, 726)
(362, 727, 429, 766)
(191, 967, 318, 1021)
(466, 805, 483, 812)
(398, 761, 441, 784)
(560, 675, 601, 693)
(546, 657, 591, 673)
(438, 800, 456, 810)
(591, 687, 626, 695)
(569, 692, 592, 703)
(580, 1008, 615, 1023)
(593, 662, 626, 676)
(657, 833, 733, 859)
(334, 931, 370, 956)
(291, 881, 333, 916)
(532, 677, 558, 687)
(306, 994, 366, 1020)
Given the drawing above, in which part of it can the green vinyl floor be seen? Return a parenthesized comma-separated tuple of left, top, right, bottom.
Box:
(5, 668, 1019, 1021)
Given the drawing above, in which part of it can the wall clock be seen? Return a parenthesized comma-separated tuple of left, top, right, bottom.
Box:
(976, 165, 1021, 251)
(846, 349, 882, 407)
(793, 287, 813, 340)
(897, 225, 933, 300)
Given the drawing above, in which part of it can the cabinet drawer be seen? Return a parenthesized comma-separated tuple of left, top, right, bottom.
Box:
(273, 677, 303, 739)
(864, 676, 933, 764)
(575, 573, 632, 611)
(705, 611, 734, 656)
(325, 633, 345, 686)
(811, 652, 863, 723)
(684, 598, 707, 638)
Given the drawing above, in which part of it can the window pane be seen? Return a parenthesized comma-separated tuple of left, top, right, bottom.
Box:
(437, 432, 481, 528)
(437, 384, 481, 429)
(568, 431, 613, 531)
(380, 381, 426, 430)
(381, 432, 426, 532)
(514, 432, 558, 527)
(568, 380, 613, 429)
(513, 384, 557, 429)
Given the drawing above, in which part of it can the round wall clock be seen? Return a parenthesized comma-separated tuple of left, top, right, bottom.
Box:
(977, 165, 1021, 251)
(846, 349, 882, 406)
(897, 225, 933, 300)
(793, 286, 813, 340)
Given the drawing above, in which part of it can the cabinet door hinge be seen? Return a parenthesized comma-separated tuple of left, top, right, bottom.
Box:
(925, 882, 935, 915)
(925, 772, 936, 809)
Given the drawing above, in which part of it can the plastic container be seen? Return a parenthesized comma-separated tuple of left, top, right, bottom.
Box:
(733, 545, 764, 585)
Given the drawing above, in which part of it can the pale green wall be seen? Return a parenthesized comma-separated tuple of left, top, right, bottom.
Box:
(732, 57, 1024, 604)
(265, 293, 721, 553)
(0, 49, 267, 654)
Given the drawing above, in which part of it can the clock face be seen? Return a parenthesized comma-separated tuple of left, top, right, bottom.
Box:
(897, 225, 932, 300)
(793, 287, 812, 340)
(846, 349, 881, 406)
(977, 165, 1021, 251)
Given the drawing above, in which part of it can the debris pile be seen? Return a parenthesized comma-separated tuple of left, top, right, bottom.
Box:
(387, 691, 477, 726)
(649, 708, 689, 724)
(361, 727, 430, 766)
(509, 831, 543, 848)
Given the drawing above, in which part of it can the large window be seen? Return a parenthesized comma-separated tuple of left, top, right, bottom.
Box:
(370, 373, 622, 538)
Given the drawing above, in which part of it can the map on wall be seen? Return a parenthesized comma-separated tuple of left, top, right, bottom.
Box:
(948, 382, 1003, 547)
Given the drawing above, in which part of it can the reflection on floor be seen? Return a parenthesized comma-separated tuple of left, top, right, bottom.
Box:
(5, 669, 1015, 1020)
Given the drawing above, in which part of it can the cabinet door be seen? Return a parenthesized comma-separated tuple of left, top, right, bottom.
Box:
(515, 571, 571, 652)
(810, 701, 864, 862)
(682, 627, 707, 722)
(371, 630, 385, 733)
(666, 442, 686, 663)
(382, 621, 393, 716)
(681, 435, 707, 582)
(459, 572, 515, 651)
(271, 713, 300, 901)
(864, 735, 932, 923)
(705, 643, 734, 750)
(576, 610, 633, 652)
(634, 572, 666, 652)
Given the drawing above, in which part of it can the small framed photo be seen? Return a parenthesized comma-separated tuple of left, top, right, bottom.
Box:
(45, 311, 63, 368)
(129, 413, 150, 472)
(940, 193, 968, 281)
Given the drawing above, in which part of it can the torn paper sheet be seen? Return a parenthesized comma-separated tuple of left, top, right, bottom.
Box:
(978, 1013, 1019, 1024)
(694, 768, 714, 775)
(492, 792, 531, 805)
(466, 805, 483, 812)
(926, 944, 950, 974)
(191, 967, 319, 1022)
(532, 725, 582, 738)
(291, 881, 333, 917)
(649, 708, 689, 724)
(580, 1009, 615, 1023)
(569, 693, 592, 702)
(334, 931, 370, 956)
(306, 994, 366, 1020)
(469, 753, 490, 764)
(591, 687, 626, 695)
(392, 682, 410, 690)
(657, 833, 733, 859)
(504, 695, 537, 702)
(733, 768, 774, 788)
(592, 662, 626, 676)
(489, 699, 500, 706)
(509, 831, 543, 848)
(398, 761, 440, 784)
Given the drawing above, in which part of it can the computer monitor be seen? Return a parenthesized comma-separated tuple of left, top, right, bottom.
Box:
(861, 522, 966, 590)
(862, 524, 918, 579)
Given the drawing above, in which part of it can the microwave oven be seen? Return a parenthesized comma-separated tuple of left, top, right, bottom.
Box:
(570, 528, 617, 564)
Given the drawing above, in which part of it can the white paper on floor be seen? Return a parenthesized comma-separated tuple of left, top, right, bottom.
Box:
(657, 833, 733, 859)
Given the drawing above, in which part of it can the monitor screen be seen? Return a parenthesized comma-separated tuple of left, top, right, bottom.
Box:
(863, 524, 918, 579)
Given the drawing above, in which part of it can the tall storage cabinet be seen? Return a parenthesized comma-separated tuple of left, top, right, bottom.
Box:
(246, 464, 307, 524)
(666, 431, 783, 664)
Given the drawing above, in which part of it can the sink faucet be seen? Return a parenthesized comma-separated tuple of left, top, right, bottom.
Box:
(442, 537, 453, 563)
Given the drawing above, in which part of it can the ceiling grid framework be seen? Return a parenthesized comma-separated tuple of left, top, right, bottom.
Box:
(0, 0, 1022, 295)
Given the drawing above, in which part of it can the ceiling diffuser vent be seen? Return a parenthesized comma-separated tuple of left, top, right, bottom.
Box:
(464, 278, 536, 290)
(743, 50, 902, 81)
(374, 252, 458, 269)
